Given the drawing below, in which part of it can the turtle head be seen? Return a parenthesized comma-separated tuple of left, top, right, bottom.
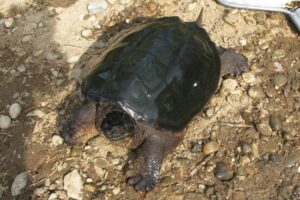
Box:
(61, 101, 98, 145)
(99, 110, 135, 141)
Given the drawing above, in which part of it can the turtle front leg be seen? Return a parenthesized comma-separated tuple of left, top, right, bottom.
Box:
(126, 126, 183, 192)
(61, 101, 98, 145)
(218, 48, 249, 77)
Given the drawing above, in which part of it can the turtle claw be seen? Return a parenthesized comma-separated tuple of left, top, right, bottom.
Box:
(127, 173, 158, 192)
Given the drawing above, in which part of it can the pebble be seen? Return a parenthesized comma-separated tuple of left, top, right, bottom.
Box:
(112, 187, 120, 195)
(272, 49, 285, 60)
(34, 187, 46, 196)
(256, 123, 273, 136)
(0, 115, 11, 129)
(187, 2, 197, 11)
(214, 162, 234, 181)
(33, 50, 44, 57)
(4, 17, 14, 28)
(48, 193, 58, 200)
(27, 109, 45, 118)
(67, 55, 81, 64)
(190, 140, 203, 153)
(64, 170, 83, 200)
(81, 29, 93, 38)
(203, 141, 220, 155)
(9, 103, 22, 119)
(23, 23, 37, 34)
(52, 135, 64, 146)
(17, 64, 26, 72)
(11, 171, 28, 196)
(222, 79, 238, 94)
(87, 1, 108, 13)
(242, 72, 256, 84)
(45, 178, 51, 187)
(22, 35, 32, 43)
(272, 73, 287, 87)
(241, 142, 252, 154)
(269, 154, 281, 165)
(269, 116, 281, 131)
(84, 183, 96, 193)
(248, 86, 265, 99)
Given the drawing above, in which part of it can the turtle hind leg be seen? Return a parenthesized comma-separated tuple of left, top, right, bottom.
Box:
(219, 48, 249, 77)
(61, 101, 98, 145)
(126, 125, 184, 192)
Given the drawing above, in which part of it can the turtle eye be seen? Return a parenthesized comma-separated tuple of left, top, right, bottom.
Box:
(101, 111, 135, 141)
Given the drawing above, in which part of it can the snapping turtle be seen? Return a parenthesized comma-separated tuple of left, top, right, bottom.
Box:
(61, 16, 248, 192)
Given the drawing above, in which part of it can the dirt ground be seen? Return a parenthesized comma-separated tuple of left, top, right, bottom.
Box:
(0, 0, 300, 199)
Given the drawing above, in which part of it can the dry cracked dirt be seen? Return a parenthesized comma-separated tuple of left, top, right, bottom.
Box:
(0, 0, 300, 199)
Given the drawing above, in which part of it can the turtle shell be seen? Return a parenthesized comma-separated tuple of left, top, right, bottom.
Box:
(82, 17, 220, 131)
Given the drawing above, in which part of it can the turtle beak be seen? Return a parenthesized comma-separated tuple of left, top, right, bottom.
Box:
(61, 101, 98, 145)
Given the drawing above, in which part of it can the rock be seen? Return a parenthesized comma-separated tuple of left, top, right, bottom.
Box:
(241, 142, 252, 154)
(17, 64, 26, 72)
(23, 23, 37, 34)
(242, 72, 256, 84)
(52, 135, 64, 146)
(272, 73, 287, 87)
(106, 0, 117, 4)
(269, 154, 281, 165)
(272, 49, 285, 60)
(222, 79, 238, 94)
(187, 2, 197, 11)
(9, 103, 22, 119)
(248, 86, 265, 99)
(0, 115, 11, 129)
(112, 187, 120, 195)
(46, 51, 62, 61)
(64, 170, 83, 200)
(22, 35, 32, 43)
(67, 55, 81, 64)
(84, 183, 96, 192)
(190, 140, 203, 153)
(11, 171, 28, 196)
(27, 109, 45, 118)
(33, 50, 44, 57)
(34, 187, 47, 196)
(203, 141, 220, 155)
(214, 162, 234, 181)
(256, 123, 273, 136)
(48, 192, 58, 200)
(81, 29, 93, 38)
(45, 178, 51, 187)
(87, 1, 108, 13)
(4, 17, 14, 28)
(269, 116, 281, 131)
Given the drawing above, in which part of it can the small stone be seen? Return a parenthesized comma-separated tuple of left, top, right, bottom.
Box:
(254, 13, 267, 22)
(11, 171, 28, 196)
(241, 142, 252, 154)
(64, 170, 83, 200)
(256, 123, 273, 136)
(242, 72, 256, 84)
(27, 109, 45, 118)
(112, 187, 120, 195)
(248, 86, 265, 99)
(0, 115, 11, 129)
(46, 51, 61, 60)
(52, 135, 64, 146)
(33, 50, 44, 57)
(203, 141, 220, 155)
(269, 154, 281, 165)
(84, 183, 96, 193)
(51, 70, 59, 77)
(272, 73, 287, 87)
(81, 29, 93, 38)
(23, 23, 37, 34)
(87, 1, 108, 13)
(67, 55, 81, 64)
(269, 116, 281, 131)
(5, 17, 14, 28)
(17, 65, 26, 72)
(48, 193, 58, 200)
(187, 2, 197, 11)
(272, 49, 285, 60)
(9, 103, 22, 119)
(34, 187, 47, 196)
(222, 79, 238, 94)
(106, 0, 117, 4)
(190, 141, 203, 153)
(22, 35, 32, 43)
(214, 162, 234, 181)
(45, 178, 51, 187)
(160, 176, 176, 187)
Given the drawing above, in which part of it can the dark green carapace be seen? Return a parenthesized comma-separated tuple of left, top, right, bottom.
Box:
(82, 17, 221, 131)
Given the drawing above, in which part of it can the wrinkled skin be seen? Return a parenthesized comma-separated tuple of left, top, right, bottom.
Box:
(61, 48, 248, 192)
